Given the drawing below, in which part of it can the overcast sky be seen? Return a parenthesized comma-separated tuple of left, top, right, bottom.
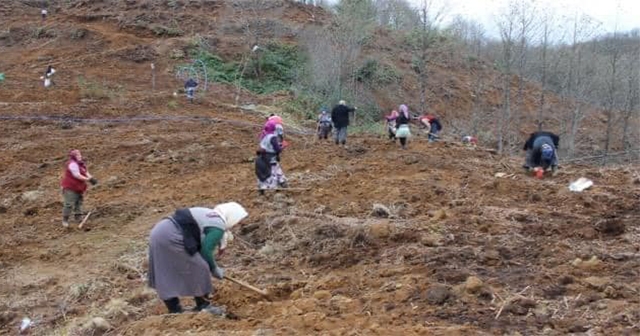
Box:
(442, 0, 639, 35)
(324, 0, 640, 37)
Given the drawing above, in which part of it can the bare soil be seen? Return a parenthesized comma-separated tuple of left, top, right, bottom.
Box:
(1, 1, 639, 335)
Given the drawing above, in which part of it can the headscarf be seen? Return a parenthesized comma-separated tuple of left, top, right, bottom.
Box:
(387, 110, 399, 120)
(259, 120, 277, 140)
(213, 202, 249, 251)
(268, 115, 283, 125)
(541, 144, 554, 161)
(399, 104, 409, 119)
(69, 149, 82, 162)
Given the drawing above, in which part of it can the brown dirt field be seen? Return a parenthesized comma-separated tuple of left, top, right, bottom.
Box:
(1, 1, 639, 335)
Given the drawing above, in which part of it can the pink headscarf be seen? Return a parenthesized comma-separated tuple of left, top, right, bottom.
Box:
(259, 121, 277, 140)
(386, 110, 398, 121)
(268, 115, 283, 125)
(399, 104, 409, 119)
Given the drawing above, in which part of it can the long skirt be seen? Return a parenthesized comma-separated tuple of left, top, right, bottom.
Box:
(258, 162, 287, 190)
(148, 218, 212, 300)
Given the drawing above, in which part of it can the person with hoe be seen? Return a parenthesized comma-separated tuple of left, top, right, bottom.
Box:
(60, 149, 97, 228)
(255, 122, 288, 192)
(148, 203, 249, 314)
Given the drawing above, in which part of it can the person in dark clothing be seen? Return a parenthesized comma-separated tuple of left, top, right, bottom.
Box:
(419, 114, 442, 142)
(330, 100, 356, 146)
(523, 131, 559, 171)
(184, 78, 198, 102)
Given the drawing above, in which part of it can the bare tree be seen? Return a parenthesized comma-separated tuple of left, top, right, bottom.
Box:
(621, 31, 640, 152)
(410, 0, 446, 115)
(333, 0, 378, 100)
(495, 1, 518, 153)
(552, 13, 600, 158)
(374, 0, 420, 30)
(602, 30, 623, 164)
(513, 0, 537, 133)
(536, 8, 552, 130)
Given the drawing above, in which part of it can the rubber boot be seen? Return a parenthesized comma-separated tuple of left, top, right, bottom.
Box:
(164, 297, 183, 314)
(192, 296, 210, 311)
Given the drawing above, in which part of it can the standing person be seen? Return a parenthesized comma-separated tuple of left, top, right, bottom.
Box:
(41, 8, 48, 21)
(258, 115, 283, 140)
(385, 110, 398, 142)
(523, 131, 559, 172)
(256, 123, 287, 192)
(317, 109, 332, 140)
(148, 203, 249, 314)
(42, 65, 56, 88)
(60, 150, 96, 228)
(395, 105, 412, 149)
(330, 100, 356, 146)
(184, 78, 198, 102)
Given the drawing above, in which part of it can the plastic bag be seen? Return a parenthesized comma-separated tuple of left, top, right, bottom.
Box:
(569, 177, 593, 192)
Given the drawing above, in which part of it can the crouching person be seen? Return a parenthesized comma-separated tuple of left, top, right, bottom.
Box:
(256, 122, 287, 192)
(523, 131, 559, 172)
(148, 203, 249, 314)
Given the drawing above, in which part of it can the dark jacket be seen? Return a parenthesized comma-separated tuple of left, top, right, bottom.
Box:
(331, 104, 355, 128)
(169, 208, 200, 256)
(524, 131, 559, 150)
(184, 79, 198, 89)
(396, 113, 410, 126)
(429, 117, 442, 131)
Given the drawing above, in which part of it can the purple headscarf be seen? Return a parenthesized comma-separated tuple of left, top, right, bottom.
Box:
(259, 121, 277, 140)
(399, 104, 409, 119)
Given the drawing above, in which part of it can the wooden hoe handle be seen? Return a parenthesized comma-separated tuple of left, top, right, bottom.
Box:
(224, 275, 269, 297)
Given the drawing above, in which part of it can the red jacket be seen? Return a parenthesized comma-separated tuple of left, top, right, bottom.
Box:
(61, 160, 88, 193)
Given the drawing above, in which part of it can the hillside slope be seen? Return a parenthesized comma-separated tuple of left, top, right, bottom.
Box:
(1, 1, 639, 335)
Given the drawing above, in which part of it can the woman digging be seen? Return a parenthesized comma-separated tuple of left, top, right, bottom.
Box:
(255, 122, 288, 193)
(60, 149, 96, 228)
(148, 202, 249, 314)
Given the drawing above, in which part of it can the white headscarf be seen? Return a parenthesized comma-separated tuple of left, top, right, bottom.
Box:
(212, 202, 248, 250)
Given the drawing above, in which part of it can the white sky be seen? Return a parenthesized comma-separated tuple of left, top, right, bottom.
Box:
(325, 0, 640, 37)
(440, 0, 640, 36)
